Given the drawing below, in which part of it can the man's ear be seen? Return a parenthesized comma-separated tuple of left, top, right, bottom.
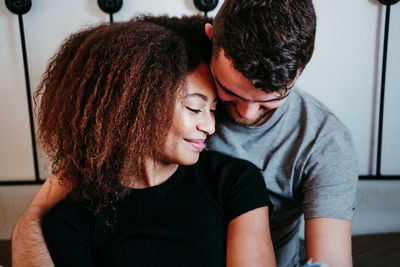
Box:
(205, 23, 213, 40)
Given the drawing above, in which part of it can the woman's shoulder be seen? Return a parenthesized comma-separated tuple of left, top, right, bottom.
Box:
(42, 198, 94, 244)
(194, 151, 270, 223)
(45, 198, 82, 218)
(194, 150, 265, 194)
(198, 150, 259, 172)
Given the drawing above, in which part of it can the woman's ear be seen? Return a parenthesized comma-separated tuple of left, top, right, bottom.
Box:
(205, 23, 213, 40)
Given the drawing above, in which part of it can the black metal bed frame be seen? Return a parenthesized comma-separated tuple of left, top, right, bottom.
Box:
(1, 0, 398, 186)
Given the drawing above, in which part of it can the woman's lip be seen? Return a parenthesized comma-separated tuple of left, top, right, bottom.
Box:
(184, 139, 205, 152)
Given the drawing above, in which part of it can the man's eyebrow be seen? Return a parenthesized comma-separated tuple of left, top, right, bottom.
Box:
(214, 78, 246, 101)
(214, 77, 291, 103)
(261, 91, 291, 103)
(186, 93, 218, 103)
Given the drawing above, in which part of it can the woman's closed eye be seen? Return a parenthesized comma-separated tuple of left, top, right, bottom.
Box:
(186, 107, 202, 114)
(186, 107, 217, 115)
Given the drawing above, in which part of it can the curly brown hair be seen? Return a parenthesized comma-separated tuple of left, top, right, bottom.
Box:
(212, 0, 316, 94)
(35, 15, 212, 213)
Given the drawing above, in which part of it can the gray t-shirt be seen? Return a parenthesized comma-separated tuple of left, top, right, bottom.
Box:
(206, 88, 358, 267)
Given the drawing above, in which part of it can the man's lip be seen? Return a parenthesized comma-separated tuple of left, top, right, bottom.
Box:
(184, 139, 206, 152)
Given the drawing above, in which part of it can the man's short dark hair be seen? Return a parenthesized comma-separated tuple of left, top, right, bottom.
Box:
(212, 0, 316, 94)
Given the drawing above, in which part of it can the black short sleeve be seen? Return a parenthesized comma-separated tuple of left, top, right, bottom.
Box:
(198, 151, 272, 223)
(42, 201, 95, 267)
(223, 165, 271, 222)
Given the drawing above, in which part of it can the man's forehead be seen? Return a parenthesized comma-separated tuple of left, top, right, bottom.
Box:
(210, 52, 249, 86)
(211, 50, 297, 98)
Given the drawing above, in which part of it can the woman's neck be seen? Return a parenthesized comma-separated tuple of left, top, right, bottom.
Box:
(133, 159, 179, 189)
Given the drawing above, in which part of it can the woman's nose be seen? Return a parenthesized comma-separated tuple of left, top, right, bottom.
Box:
(197, 112, 215, 135)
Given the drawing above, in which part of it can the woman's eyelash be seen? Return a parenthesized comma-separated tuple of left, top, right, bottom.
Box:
(186, 107, 201, 113)
(186, 107, 216, 114)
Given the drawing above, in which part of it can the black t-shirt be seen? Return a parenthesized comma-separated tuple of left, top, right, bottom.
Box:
(43, 151, 271, 266)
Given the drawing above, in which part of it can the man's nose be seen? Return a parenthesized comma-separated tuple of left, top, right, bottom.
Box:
(235, 101, 260, 120)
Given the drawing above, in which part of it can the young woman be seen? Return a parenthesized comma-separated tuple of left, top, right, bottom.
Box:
(13, 16, 276, 266)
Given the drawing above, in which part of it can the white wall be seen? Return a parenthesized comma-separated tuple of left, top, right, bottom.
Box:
(297, 1, 400, 175)
(1, 0, 399, 239)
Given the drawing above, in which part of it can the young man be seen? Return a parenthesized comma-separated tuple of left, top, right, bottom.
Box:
(205, 1, 358, 266)
(12, 1, 357, 266)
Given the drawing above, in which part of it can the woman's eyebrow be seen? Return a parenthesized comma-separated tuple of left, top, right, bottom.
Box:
(186, 93, 218, 103)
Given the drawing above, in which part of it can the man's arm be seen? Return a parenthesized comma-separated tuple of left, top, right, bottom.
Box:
(12, 175, 69, 267)
(226, 207, 276, 267)
(305, 217, 352, 267)
(301, 118, 358, 267)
